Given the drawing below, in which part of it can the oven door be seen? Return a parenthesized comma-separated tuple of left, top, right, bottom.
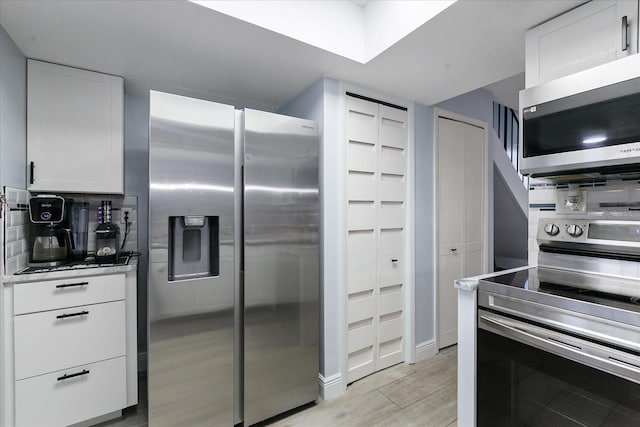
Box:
(478, 309, 640, 426)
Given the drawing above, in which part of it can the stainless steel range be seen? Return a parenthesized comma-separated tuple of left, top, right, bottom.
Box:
(458, 218, 640, 426)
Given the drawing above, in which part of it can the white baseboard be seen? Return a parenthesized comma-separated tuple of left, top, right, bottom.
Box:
(415, 340, 438, 363)
(318, 372, 344, 400)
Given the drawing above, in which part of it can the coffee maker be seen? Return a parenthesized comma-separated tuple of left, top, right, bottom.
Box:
(28, 195, 73, 266)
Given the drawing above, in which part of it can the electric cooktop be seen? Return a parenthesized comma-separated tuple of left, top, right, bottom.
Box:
(483, 267, 640, 314)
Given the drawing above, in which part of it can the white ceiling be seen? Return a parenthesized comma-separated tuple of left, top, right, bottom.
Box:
(351, 0, 370, 8)
(0, 0, 584, 111)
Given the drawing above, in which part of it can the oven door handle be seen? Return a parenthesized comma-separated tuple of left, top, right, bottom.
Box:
(479, 311, 640, 384)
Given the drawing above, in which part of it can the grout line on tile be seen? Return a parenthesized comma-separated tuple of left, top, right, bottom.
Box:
(375, 389, 403, 410)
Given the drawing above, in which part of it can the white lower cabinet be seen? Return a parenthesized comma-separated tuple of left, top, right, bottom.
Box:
(15, 357, 126, 427)
(5, 272, 134, 427)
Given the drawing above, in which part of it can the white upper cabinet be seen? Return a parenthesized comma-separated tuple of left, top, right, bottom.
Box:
(27, 60, 124, 194)
(525, 0, 639, 88)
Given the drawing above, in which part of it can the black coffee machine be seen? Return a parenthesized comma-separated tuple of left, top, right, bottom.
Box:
(28, 195, 73, 266)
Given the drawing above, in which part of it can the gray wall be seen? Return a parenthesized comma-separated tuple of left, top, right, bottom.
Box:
(414, 102, 436, 345)
(123, 94, 150, 356)
(414, 88, 497, 344)
(493, 166, 527, 270)
(0, 25, 26, 190)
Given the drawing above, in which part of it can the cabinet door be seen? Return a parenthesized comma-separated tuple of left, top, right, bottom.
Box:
(27, 60, 124, 193)
(525, 0, 639, 88)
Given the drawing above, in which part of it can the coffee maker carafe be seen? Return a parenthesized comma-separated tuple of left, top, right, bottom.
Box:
(28, 195, 73, 266)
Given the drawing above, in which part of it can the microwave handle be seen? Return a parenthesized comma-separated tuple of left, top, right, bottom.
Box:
(622, 15, 629, 52)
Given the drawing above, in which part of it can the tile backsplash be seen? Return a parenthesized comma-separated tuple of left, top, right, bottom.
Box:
(3, 187, 29, 275)
(528, 179, 640, 265)
(2, 189, 139, 275)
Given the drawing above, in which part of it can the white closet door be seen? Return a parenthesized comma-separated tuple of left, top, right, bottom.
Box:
(437, 119, 465, 258)
(437, 116, 485, 349)
(346, 98, 408, 383)
(376, 105, 407, 370)
(346, 97, 379, 382)
(437, 118, 465, 349)
(463, 124, 485, 278)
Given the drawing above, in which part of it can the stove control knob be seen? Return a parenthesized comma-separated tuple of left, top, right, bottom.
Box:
(544, 223, 560, 236)
(567, 224, 583, 237)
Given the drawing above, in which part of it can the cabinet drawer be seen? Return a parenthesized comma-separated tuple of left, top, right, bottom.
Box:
(15, 300, 126, 380)
(15, 356, 126, 427)
(14, 273, 125, 315)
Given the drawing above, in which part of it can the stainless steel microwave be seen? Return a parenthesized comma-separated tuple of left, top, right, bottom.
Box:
(519, 54, 640, 179)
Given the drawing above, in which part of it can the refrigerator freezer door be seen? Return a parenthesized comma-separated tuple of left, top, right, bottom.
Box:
(243, 109, 320, 425)
(148, 91, 235, 426)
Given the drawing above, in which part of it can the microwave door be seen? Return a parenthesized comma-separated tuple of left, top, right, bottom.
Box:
(519, 55, 640, 178)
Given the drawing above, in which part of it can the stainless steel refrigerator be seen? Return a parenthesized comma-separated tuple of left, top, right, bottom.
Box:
(148, 90, 319, 426)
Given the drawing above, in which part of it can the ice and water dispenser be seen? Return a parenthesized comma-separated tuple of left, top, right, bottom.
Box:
(168, 215, 219, 281)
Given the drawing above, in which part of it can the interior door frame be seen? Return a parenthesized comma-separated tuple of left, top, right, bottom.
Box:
(340, 82, 416, 388)
(433, 108, 489, 351)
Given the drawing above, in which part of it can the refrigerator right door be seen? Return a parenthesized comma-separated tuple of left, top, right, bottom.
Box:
(243, 109, 320, 425)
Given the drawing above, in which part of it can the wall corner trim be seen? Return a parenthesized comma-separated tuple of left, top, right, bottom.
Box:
(318, 372, 345, 400)
(415, 339, 438, 363)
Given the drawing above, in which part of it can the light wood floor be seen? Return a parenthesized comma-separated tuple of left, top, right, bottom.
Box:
(262, 345, 458, 427)
(101, 345, 457, 427)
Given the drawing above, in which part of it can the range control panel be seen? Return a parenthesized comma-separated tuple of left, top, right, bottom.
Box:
(537, 218, 640, 245)
(537, 218, 589, 242)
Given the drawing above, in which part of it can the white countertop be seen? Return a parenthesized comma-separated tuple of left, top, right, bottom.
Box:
(2, 259, 138, 284)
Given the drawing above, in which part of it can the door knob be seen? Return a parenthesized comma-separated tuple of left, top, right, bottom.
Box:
(391, 259, 398, 263)
(451, 248, 457, 252)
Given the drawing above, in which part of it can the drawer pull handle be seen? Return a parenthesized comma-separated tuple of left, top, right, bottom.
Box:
(56, 310, 89, 320)
(56, 281, 89, 289)
(57, 369, 90, 381)
(622, 15, 629, 51)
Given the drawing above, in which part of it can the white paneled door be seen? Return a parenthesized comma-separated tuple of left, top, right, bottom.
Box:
(437, 115, 485, 349)
(346, 96, 408, 383)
